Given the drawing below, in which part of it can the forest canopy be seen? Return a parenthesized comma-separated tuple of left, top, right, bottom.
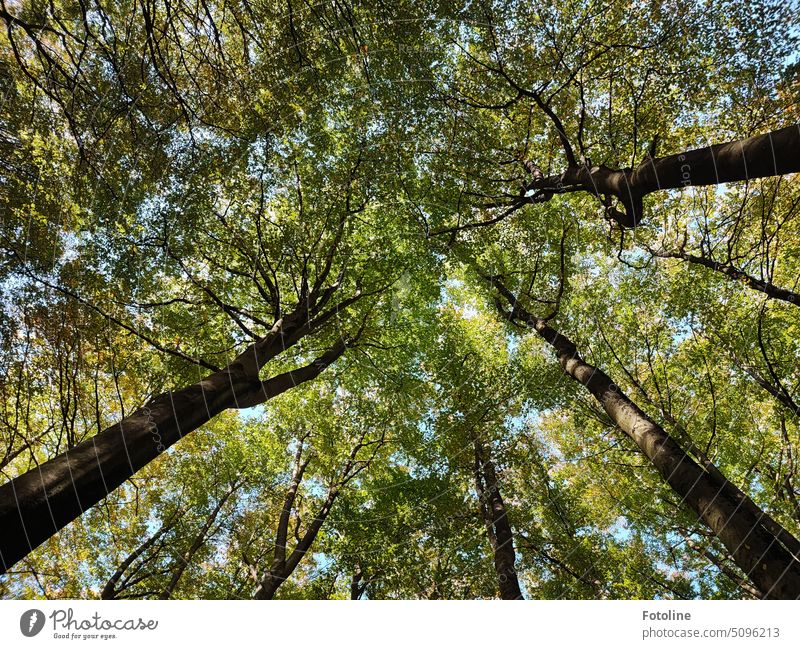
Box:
(1, 0, 799, 600)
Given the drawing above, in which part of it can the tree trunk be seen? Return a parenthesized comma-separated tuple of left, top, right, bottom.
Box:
(350, 566, 366, 600)
(492, 279, 800, 598)
(533, 125, 800, 226)
(474, 437, 524, 600)
(539, 322, 800, 597)
(0, 339, 345, 574)
(256, 573, 284, 600)
(250, 428, 380, 600)
(253, 491, 339, 599)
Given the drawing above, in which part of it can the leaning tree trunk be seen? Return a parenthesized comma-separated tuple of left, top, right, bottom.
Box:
(0, 330, 345, 574)
(532, 125, 800, 226)
(491, 280, 800, 598)
(539, 322, 799, 597)
(474, 437, 524, 599)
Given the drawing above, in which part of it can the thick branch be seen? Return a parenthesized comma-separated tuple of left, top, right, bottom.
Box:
(528, 125, 800, 227)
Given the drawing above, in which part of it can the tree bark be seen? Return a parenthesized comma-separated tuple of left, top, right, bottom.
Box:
(253, 488, 338, 600)
(473, 437, 524, 600)
(0, 334, 346, 574)
(530, 125, 800, 227)
(250, 427, 383, 599)
(255, 574, 284, 600)
(491, 279, 800, 598)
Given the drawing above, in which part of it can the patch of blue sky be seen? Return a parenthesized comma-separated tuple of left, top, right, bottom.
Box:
(607, 515, 633, 543)
(237, 404, 267, 422)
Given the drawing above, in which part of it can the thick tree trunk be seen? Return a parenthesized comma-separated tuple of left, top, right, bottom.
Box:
(623, 125, 800, 191)
(474, 438, 524, 600)
(0, 339, 345, 574)
(537, 321, 800, 597)
(533, 125, 800, 226)
(0, 371, 237, 575)
(492, 280, 800, 598)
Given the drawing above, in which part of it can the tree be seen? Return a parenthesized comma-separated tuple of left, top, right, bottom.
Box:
(246, 420, 389, 599)
(2, 0, 800, 600)
(0, 0, 432, 573)
(484, 270, 800, 598)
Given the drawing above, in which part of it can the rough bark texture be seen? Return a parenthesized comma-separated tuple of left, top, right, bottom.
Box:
(0, 333, 346, 574)
(474, 437, 524, 600)
(492, 279, 800, 598)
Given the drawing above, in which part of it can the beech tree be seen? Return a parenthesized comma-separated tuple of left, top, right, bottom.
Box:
(483, 270, 800, 598)
(2, 0, 800, 600)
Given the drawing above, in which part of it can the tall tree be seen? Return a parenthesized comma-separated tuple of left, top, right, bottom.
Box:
(484, 272, 800, 598)
(473, 434, 523, 599)
(3, 0, 800, 601)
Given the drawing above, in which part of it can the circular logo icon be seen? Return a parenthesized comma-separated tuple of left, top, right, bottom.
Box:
(20, 609, 45, 637)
